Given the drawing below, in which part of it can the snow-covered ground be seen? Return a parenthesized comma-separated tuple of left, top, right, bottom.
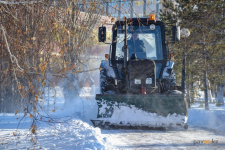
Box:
(1, 91, 225, 149)
(0, 118, 108, 149)
(0, 95, 110, 150)
(103, 126, 225, 150)
(103, 102, 225, 149)
(188, 102, 225, 132)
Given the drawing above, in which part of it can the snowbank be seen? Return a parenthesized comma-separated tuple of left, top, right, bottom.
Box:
(0, 115, 108, 149)
(188, 103, 225, 132)
(0, 96, 108, 150)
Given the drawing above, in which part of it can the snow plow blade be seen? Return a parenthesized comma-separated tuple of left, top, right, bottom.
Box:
(91, 94, 188, 130)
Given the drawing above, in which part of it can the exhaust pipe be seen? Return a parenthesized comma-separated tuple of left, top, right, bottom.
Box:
(123, 18, 130, 93)
(124, 18, 128, 68)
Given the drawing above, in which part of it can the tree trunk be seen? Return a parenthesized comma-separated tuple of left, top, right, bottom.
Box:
(217, 83, 224, 106)
(211, 88, 215, 98)
(207, 79, 213, 102)
(190, 73, 195, 103)
(204, 70, 209, 110)
(0, 89, 1, 112)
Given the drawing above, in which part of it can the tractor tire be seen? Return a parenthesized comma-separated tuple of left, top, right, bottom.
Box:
(100, 68, 115, 94)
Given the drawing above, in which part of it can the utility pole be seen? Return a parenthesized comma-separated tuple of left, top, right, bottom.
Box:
(186, 62, 191, 108)
(181, 48, 186, 95)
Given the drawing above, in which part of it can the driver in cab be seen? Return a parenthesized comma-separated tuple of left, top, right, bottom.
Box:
(122, 32, 146, 59)
(127, 32, 146, 53)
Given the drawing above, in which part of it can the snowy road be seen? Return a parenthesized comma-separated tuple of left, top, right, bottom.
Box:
(1, 94, 225, 149)
(102, 127, 225, 150)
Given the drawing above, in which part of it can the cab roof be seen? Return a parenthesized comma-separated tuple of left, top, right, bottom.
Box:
(115, 18, 163, 26)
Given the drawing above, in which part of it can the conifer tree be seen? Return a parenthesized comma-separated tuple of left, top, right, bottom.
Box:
(160, 0, 225, 107)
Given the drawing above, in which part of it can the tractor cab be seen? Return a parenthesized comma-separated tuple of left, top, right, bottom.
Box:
(110, 18, 167, 80)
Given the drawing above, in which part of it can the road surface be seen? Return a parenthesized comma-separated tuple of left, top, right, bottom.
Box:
(102, 127, 225, 149)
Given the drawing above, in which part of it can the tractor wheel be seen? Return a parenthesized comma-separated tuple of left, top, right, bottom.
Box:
(100, 68, 115, 94)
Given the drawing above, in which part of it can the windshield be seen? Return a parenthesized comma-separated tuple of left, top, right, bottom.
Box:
(115, 25, 163, 60)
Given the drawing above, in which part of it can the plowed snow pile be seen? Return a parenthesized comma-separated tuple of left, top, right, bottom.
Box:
(99, 100, 186, 125)
(0, 95, 108, 150)
(0, 114, 108, 150)
(188, 103, 225, 131)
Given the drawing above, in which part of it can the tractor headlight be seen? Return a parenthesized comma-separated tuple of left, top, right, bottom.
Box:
(146, 78, 152, 84)
(134, 79, 141, 84)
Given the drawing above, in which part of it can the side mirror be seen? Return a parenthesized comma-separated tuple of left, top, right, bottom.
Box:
(172, 26, 180, 42)
(98, 26, 106, 42)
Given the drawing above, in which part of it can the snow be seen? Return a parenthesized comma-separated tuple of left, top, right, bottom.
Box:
(188, 102, 225, 132)
(1, 93, 225, 149)
(99, 100, 186, 125)
(0, 118, 108, 150)
(102, 126, 225, 149)
(0, 96, 109, 150)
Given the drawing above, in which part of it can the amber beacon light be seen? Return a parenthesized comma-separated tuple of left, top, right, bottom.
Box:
(150, 14, 155, 21)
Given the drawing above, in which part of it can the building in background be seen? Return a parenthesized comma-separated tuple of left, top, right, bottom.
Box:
(79, 0, 163, 19)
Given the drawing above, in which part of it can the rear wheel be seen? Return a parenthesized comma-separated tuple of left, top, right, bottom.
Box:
(161, 69, 177, 93)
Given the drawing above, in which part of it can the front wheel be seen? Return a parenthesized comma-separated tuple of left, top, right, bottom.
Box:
(99, 69, 115, 94)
